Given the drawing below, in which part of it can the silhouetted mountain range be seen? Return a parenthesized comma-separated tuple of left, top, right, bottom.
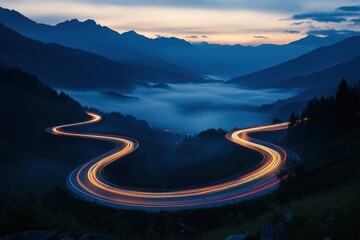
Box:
(0, 7, 198, 76)
(230, 36, 360, 88)
(0, 23, 135, 90)
(1, 6, 355, 78)
(0, 23, 204, 90)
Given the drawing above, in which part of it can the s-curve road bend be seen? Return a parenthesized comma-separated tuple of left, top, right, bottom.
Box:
(48, 112, 297, 211)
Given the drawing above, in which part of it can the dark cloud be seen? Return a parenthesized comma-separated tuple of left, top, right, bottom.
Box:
(286, 4, 360, 45)
(291, 12, 350, 23)
(307, 29, 360, 37)
(351, 18, 360, 24)
(186, 35, 198, 39)
(201, 35, 208, 38)
(254, 35, 268, 39)
(337, 5, 360, 12)
(290, 5, 359, 23)
(155, 34, 170, 38)
(284, 30, 301, 34)
(291, 21, 312, 25)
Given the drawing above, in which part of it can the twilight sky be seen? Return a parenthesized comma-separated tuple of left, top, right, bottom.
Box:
(0, 0, 359, 45)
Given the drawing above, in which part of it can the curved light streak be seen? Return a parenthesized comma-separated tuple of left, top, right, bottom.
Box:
(49, 112, 292, 210)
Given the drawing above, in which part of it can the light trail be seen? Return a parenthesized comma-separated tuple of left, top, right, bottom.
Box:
(49, 112, 293, 210)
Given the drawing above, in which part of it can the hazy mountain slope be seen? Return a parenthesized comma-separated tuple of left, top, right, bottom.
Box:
(0, 23, 138, 90)
(278, 56, 360, 89)
(229, 36, 360, 88)
(121, 61, 204, 83)
(163, 39, 343, 78)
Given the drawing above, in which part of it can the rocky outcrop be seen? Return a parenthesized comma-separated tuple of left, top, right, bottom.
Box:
(260, 210, 295, 240)
(260, 221, 287, 240)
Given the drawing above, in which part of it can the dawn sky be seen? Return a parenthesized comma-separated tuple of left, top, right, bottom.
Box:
(0, 0, 359, 45)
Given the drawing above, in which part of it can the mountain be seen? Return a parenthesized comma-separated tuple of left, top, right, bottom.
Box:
(0, 61, 87, 165)
(0, 7, 150, 61)
(0, 7, 351, 78)
(0, 7, 204, 84)
(149, 34, 354, 78)
(0, 7, 196, 75)
(288, 34, 347, 47)
(278, 56, 360, 89)
(0, 24, 204, 91)
(102, 90, 139, 101)
(0, 6, 193, 55)
(0, 23, 136, 90)
(229, 36, 360, 88)
(121, 60, 203, 83)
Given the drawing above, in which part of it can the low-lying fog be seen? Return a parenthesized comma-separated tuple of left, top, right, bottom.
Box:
(65, 82, 297, 133)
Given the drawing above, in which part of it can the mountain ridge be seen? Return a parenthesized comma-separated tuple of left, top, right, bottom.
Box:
(277, 56, 360, 89)
(1, 6, 355, 77)
(229, 36, 360, 88)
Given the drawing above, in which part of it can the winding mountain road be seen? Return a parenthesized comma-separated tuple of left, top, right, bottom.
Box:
(49, 112, 295, 211)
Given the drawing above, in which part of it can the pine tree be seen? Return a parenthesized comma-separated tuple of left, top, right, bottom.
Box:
(289, 111, 297, 123)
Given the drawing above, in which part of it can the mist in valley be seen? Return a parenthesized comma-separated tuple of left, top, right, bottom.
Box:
(65, 82, 298, 133)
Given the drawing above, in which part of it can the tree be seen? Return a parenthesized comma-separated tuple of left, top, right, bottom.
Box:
(336, 78, 350, 103)
(289, 111, 297, 123)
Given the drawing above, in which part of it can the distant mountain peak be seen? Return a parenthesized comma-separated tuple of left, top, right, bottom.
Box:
(0, 6, 36, 26)
(56, 19, 78, 26)
(305, 34, 321, 39)
(69, 19, 80, 23)
(122, 30, 141, 36)
(0, 6, 11, 12)
(56, 18, 99, 27)
(83, 19, 97, 26)
(153, 36, 192, 48)
(289, 35, 321, 45)
(120, 30, 149, 41)
(289, 34, 346, 47)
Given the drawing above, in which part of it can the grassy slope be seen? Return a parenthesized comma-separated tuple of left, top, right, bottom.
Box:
(196, 181, 360, 240)
(193, 126, 360, 240)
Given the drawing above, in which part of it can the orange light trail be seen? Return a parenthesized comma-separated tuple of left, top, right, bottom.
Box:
(49, 112, 292, 210)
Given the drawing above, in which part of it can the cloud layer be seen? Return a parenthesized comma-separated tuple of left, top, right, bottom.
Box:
(290, 5, 359, 23)
(285, 4, 360, 38)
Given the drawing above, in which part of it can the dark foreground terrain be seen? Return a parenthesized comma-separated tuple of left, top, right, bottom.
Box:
(0, 60, 359, 239)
